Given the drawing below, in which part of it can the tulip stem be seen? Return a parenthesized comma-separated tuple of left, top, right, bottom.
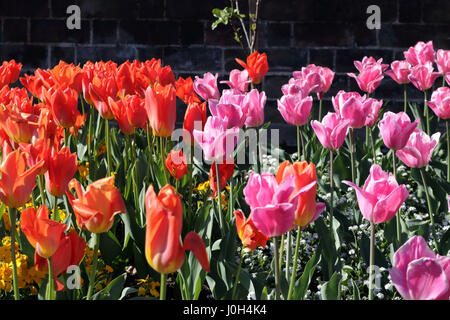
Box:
(160, 137, 169, 185)
(278, 234, 285, 269)
(255, 127, 261, 174)
(318, 98, 323, 122)
(86, 233, 100, 300)
(53, 195, 59, 221)
(447, 120, 449, 183)
(273, 236, 281, 300)
(349, 128, 356, 183)
(88, 105, 95, 181)
(403, 84, 407, 114)
(424, 90, 430, 136)
(370, 127, 377, 165)
(105, 119, 111, 176)
(285, 231, 291, 280)
(297, 126, 305, 161)
(392, 152, 401, 246)
(131, 135, 139, 217)
(46, 258, 55, 300)
(368, 221, 375, 300)
(146, 122, 154, 182)
(160, 273, 167, 300)
(231, 246, 244, 300)
(7, 207, 19, 300)
(215, 162, 225, 236)
(287, 226, 302, 300)
(38, 175, 46, 206)
(188, 145, 194, 226)
(419, 167, 439, 253)
(329, 150, 335, 237)
(64, 127, 69, 149)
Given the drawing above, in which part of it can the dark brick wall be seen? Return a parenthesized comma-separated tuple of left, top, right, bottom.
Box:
(0, 0, 449, 147)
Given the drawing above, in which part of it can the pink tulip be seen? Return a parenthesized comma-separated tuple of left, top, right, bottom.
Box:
(426, 87, 450, 120)
(193, 116, 239, 163)
(293, 64, 335, 100)
(332, 90, 371, 128)
(378, 111, 420, 150)
(446, 74, 450, 86)
(390, 235, 450, 300)
(277, 93, 313, 127)
(396, 129, 441, 168)
(243, 172, 316, 237)
(353, 56, 389, 72)
(364, 98, 384, 127)
(209, 89, 246, 128)
(408, 62, 440, 91)
(403, 41, 435, 66)
(220, 69, 250, 93)
(385, 60, 412, 85)
(243, 89, 266, 128)
(281, 77, 315, 97)
(193, 72, 220, 101)
(348, 64, 386, 94)
(343, 164, 409, 224)
(436, 49, 450, 75)
(311, 112, 350, 150)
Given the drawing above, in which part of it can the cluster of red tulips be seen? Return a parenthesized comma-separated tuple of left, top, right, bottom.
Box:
(0, 39, 448, 301)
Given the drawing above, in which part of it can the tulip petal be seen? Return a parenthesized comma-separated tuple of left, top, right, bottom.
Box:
(183, 231, 210, 272)
(407, 257, 450, 300)
(372, 185, 409, 224)
(252, 203, 295, 238)
(342, 180, 377, 222)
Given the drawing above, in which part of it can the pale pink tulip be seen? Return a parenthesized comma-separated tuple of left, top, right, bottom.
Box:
(364, 98, 384, 127)
(209, 89, 246, 128)
(343, 164, 409, 224)
(332, 90, 371, 128)
(293, 64, 335, 99)
(426, 87, 450, 120)
(403, 41, 435, 66)
(243, 172, 316, 237)
(348, 64, 386, 94)
(378, 111, 420, 150)
(243, 89, 266, 128)
(277, 93, 313, 126)
(311, 112, 350, 150)
(385, 60, 412, 85)
(408, 62, 440, 91)
(220, 69, 250, 93)
(353, 56, 389, 72)
(396, 129, 441, 168)
(193, 116, 239, 163)
(390, 235, 450, 300)
(436, 49, 450, 75)
(193, 72, 220, 101)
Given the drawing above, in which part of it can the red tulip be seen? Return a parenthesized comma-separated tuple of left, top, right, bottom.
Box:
(145, 184, 210, 274)
(175, 76, 201, 105)
(20, 68, 55, 101)
(19, 138, 52, 175)
(209, 160, 234, 197)
(45, 146, 78, 197)
(49, 61, 84, 93)
(0, 149, 44, 208)
(236, 51, 269, 84)
(67, 176, 126, 234)
(109, 94, 147, 135)
(42, 86, 79, 129)
(0, 104, 39, 144)
(165, 149, 188, 180)
(0, 60, 22, 88)
(234, 210, 269, 251)
(183, 101, 207, 146)
(144, 83, 177, 137)
(20, 205, 66, 259)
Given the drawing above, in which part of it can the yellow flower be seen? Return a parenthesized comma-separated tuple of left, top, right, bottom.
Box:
(78, 162, 89, 182)
(138, 287, 146, 296)
(194, 181, 210, 192)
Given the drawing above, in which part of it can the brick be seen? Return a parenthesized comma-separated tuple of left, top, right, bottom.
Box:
(3, 19, 27, 42)
(262, 75, 289, 100)
(422, 0, 450, 23)
(51, 0, 140, 19)
(224, 48, 245, 71)
(181, 21, 204, 46)
(166, 0, 230, 20)
(205, 22, 239, 47)
(76, 45, 137, 65)
(50, 46, 76, 66)
(266, 23, 290, 47)
(308, 49, 334, 69)
(136, 47, 163, 62)
(137, 0, 165, 19)
(379, 24, 436, 48)
(93, 20, 118, 44)
(0, 44, 48, 70)
(0, 0, 49, 17)
(260, 0, 314, 22)
(119, 20, 179, 45)
(264, 48, 307, 72)
(326, 74, 349, 97)
(163, 47, 222, 72)
(335, 49, 393, 73)
(30, 19, 90, 43)
(398, 0, 421, 23)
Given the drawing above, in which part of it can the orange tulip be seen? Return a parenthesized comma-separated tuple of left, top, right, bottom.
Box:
(276, 161, 318, 227)
(49, 61, 84, 93)
(235, 51, 269, 84)
(20, 68, 55, 101)
(42, 86, 79, 129)
(20, 205, 66, 259)
(183, 101, 207, 146)
(144, 83, 177, 137)
(19, 138, 52, 175)
(0, 104, 39, 144)
(45, 146, 78, 197)
(0, 150, 44, 208)
(87, 75, 117, 120)
(175, 76, 200, 105)
(165, 149, 188, 180)
(209, 160, 234, 197)
(109, 94, 147, 135)
(67, 176, 126, 234)
(145, 184, 210, 274)
(234, 210, 269, 251)
(0, 60, 22, 88)
(34, 229, 86, 291)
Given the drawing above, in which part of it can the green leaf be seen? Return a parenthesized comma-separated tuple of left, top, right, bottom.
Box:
(292, 251, 321, 300)
(92, 273, 127, 300)
(321, 271, 342, 300)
